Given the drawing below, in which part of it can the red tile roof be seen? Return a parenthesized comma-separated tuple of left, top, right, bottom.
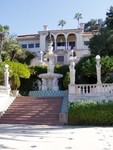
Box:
(17, 34, 39, 40)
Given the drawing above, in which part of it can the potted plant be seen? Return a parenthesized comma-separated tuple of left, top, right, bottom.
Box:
(11, 74, 20, 96)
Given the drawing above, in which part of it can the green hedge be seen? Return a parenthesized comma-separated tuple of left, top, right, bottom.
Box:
(68, 101, 113, 126)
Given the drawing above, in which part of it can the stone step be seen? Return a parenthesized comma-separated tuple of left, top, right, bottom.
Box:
(0, 116, 59, 121)
(0, 96, 63, 125)
(0, 120, 60, 125)
(2, 113, 59, 117)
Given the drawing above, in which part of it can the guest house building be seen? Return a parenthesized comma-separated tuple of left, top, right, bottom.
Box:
(17, 25, 96, 65)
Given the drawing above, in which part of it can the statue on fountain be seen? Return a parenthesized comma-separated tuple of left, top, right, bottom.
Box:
(47, 31, 52, 42)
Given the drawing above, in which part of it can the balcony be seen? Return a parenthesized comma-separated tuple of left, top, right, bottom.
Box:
(57, 46, 66, 50)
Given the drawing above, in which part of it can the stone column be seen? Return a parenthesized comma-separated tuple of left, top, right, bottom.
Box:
(69, 59, 75, 85)
(96, 55, 101, 84)
(96, 55, 102, 94)
(68, 56, 76, 95)
(4, 64, 10, 94)
(65, 35, 68, 50)
(40, 51, 43, 63)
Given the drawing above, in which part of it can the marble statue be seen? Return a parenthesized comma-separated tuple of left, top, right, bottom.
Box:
(42, 79, 47, 90)
(47, 31, 52, 42)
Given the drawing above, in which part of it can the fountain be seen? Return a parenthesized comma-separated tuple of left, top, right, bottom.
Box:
(38, 32, 63, 91)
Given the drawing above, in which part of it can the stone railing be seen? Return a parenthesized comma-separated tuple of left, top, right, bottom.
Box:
(69, 83, 113, 102)
(101, 83, 113, 93)
(75, 84, 97, 94)
(0, 86, 9, 95)
(74, 83, 113, 95)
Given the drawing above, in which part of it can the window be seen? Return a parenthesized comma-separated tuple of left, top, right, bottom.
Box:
(69, 42, 75, 49)
(28, 44, 34, 48)
(57, 56, 64, 62)
(21, 44, 27, 49)
(57, 42, 65, 46)
(35, 43, 40, 48)
(84, 41, 89, 45)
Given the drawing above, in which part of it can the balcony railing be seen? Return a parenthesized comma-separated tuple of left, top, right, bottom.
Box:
(57, 46, 66, 50)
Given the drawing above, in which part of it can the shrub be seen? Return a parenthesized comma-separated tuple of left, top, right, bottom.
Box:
(11, 74, 20, 90)
(55, 64, 69, 90)
(63, 72, 70, 90)
(19, 65, 47, 95)
(5, 60, 30, 78)
(68, 101, 113, 126)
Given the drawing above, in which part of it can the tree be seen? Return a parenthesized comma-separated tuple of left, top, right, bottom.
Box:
(89, 27, 113, 56)
(58, 19, 67, 29)
(2, 36, 23, 61)
(77, 56, 97, 84)
(7, 61, 30, 78)
(74, 13, 82, 28)
(84, 19, 105, 31)
(0, 25, 9, 61)
(105, 6, 113, 29)
(0, 60, 30, 90)
(80, 56, 113, 83)
(0, 61, 5, 84)
(0, 25, 35, 64)
(89, 28, 108, 55)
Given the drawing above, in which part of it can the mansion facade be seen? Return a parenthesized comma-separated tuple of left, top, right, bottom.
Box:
(17, 26, 96, 65)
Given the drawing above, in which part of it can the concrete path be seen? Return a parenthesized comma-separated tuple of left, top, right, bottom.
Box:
(0, 124, 113, 150)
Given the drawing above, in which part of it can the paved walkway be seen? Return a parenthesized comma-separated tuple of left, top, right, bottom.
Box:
(0, 124, 113, 150)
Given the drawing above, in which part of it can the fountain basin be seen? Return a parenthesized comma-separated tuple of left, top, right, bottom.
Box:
(38, 73, 63, 90)
(38, 73, 63, 79)
(45, 53, 57, 59)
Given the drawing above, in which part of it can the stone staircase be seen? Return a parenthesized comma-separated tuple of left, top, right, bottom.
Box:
(0, 96, 63, 125)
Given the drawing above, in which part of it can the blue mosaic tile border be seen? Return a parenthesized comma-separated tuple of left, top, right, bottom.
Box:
(29, 90, 69, 113)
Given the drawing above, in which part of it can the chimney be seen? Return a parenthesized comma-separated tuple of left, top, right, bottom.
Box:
(80, 23, 85, 30)
(43, 25, 48, 31)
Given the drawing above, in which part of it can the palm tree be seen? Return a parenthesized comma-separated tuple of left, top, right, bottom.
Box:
(74, 13, 83, 28)
(58, 19, 67, 29)
(0, 25, 9, 61)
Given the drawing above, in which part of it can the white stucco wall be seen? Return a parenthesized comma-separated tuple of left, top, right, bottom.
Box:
(19, 39, 40, 53)
(39, 35, 46, 51)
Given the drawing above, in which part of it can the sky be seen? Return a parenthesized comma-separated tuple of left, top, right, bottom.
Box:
(0, 0, 112, 35)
